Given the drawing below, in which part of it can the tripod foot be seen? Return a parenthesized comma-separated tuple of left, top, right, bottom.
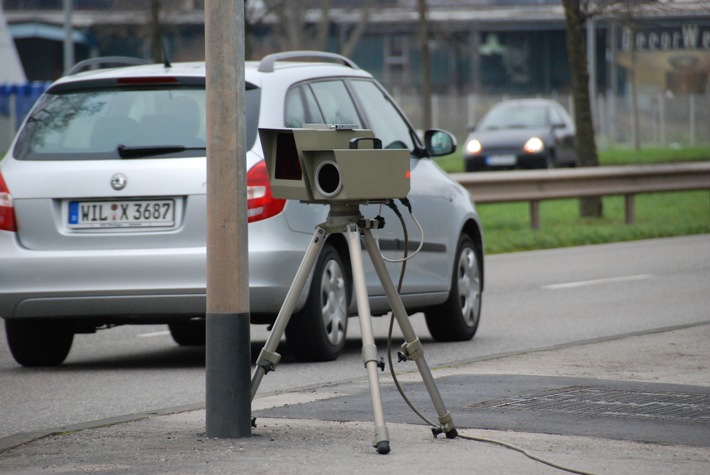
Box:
(445, 428, 458, 439)
(375, 440, 391, 455)
(435, 411, 458, 439)
(432, 426, 458, 439)
(372, 425, 390, 454)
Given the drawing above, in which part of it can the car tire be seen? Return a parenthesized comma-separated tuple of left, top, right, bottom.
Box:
(425, 235, 482, 341)
(286, 243, 349, 361)
(168, 320, 206, 346)
(5, 319, 74, 367)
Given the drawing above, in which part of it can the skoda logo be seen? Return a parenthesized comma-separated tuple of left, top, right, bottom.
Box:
(111, 173, 127, 191)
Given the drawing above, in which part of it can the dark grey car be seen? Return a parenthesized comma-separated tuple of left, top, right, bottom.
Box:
(463, 98, 576, 171)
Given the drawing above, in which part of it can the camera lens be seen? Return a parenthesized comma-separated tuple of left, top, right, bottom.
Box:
(315, 160, 342, 198)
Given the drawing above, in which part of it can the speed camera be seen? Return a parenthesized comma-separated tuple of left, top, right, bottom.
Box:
(259, 127, 410, 203)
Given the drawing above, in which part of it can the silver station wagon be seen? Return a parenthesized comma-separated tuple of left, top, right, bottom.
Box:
(0, 52, 484, 366)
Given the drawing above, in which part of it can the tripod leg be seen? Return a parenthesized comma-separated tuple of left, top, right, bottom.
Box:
(360, 227, 457, 438)
(250, 226, 327, 400)
(345, 225, 390, 454)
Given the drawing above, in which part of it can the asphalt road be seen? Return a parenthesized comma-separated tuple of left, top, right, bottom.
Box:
(1, 234, 708, 440)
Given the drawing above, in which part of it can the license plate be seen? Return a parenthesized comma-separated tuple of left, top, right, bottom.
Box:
(486, 154, 517, 166)
(68, 199, 175, 229)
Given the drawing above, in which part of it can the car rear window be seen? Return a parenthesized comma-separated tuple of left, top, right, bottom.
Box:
(13, 83, 261, 160)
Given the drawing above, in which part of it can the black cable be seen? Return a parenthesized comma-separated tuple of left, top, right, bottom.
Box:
(385, 200, 439, 427)
(381, 200, 597, 475)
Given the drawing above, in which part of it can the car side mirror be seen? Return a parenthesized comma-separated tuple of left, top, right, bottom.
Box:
(424, 129, 457, 157)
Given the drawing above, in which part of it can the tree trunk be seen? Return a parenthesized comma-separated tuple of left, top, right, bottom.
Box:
(561, 0, 602, 218)
(150, 0, 164, 63)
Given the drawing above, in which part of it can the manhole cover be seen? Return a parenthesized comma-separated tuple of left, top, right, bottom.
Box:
(469, 386, 710, 423)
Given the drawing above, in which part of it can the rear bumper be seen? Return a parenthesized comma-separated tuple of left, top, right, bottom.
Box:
(0, 224, 312, 322)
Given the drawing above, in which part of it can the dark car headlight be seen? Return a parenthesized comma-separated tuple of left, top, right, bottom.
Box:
(465, 139, 483, 155)
(523, 137, 544, 154)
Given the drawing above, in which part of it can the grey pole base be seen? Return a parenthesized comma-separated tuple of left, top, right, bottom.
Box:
(206, 312, 252, 439)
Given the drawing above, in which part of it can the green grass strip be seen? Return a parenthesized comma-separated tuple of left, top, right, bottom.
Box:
(477, 191, 710, 254)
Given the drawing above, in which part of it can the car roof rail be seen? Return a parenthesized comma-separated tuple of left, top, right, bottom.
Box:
(66, 56, 151, 76)
(257, 50, 360, 73)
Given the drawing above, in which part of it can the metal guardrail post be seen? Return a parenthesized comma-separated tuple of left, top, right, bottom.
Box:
(625, 194, 635, 225)
(530, 200, 540, 230)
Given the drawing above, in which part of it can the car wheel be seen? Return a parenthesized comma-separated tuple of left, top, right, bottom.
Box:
(168, 320, 206, 346)
(425, 235, 482, 341)
(286, 243, 349, 361)
(5, 319, 74, 367)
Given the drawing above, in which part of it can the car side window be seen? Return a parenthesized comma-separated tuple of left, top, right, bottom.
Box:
(550, 106, 565, 127)
(308, 80, 362, 127)
(284, 87, 306, 128)
(349, 80, 414, 151)
(285, 85, 326, 128)
(302, 85, 324, 124)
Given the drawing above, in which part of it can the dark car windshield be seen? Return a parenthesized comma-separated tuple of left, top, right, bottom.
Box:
(478, 104, 549, 131)
(14, 84, 261, 160)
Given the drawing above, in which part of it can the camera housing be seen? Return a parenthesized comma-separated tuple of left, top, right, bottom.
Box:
(259, 126, 410, 203)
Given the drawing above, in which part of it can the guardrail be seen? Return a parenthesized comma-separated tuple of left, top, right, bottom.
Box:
(451, 162, 710, 229)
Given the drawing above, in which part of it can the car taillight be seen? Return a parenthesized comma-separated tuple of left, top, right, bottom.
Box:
(246, 160, 286, 223)
(0, 172, 16, 232)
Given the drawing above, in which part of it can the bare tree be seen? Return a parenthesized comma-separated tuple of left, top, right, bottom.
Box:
(562, 0, 666, 218)
(250, 1, 373, 58)
(561, 0, 601, 218)
(340, 0, 373, 58)
(149, 0, 166, 63)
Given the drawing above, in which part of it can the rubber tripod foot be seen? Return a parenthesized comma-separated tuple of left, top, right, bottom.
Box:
(376, 441, 390, 454)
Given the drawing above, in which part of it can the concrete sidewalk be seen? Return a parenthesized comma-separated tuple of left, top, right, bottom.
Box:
(1, 323, 709, 474)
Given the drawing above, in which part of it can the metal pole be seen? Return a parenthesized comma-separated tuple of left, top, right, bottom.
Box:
(659, 92, 665, 147)
(205, 0, 251, 438)
(689, 93, 696, 147)
(609, 22, 618, 144)
(63, 0, 74, 74)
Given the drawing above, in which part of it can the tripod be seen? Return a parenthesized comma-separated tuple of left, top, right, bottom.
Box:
(250, 201, 457, 454)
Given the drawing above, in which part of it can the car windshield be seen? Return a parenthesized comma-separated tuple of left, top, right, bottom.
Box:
(478, 104, 549, 131)
(13, 85, 261, 160)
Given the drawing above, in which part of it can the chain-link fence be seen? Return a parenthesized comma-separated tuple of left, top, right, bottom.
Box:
(0, 82, 51, 154)
(2, 85, 708, 155)
(393, 91, 710, 151)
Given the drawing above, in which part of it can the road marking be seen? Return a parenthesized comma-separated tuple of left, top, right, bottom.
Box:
(542, 274, 653, 290)
(137, 330, 171, 338)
